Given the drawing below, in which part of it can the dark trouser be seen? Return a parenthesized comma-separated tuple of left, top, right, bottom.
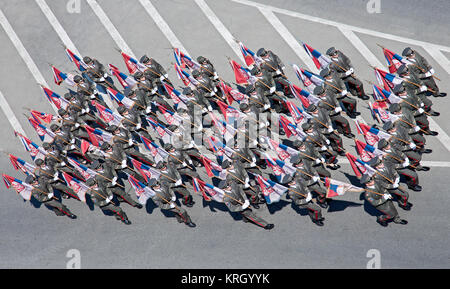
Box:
(411, 133, 426, 148)
(418, 93, 434, 111)
(309, 183, 327, 204)
(339, 96, 357, 114)
(387, 187, 409, 207)
(405, 150, 422, 167)
(414, 114, 430, 131)
(343, 75, 365, 97)
(325, 132, 344, 153)
(110, 186, 140, 207)
(44, 199, 74, 216)
(177, 167, 200, 181)
(312, 163, 331, 178)
(126, 149, 154, 166)
(171, 185, 192, 204)
(397, 168, 419, 187)
(320, 149, 338, 165)
(100, 203, 128, 221)
(330, 114, 351, 135)
(295, 200, 323, 221)
(375, 200, 401, 223)
(51, 182, 78, 200)
(240, 208, 269, 228)
(169, 206, 192, 224)
(422, 77, 440, 96)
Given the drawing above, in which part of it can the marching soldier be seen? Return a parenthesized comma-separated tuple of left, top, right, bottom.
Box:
(140, 55, 170, 90)
(402, 47, 446, 97)
(256, 48, 289, 94)
(156, 161, 195, 208)
(302, 122, 340, 166)
(320, 68, 360, 118)
(164, 143, 200, 181)
(82, 56, 117, 90)
(284, 175, 324, 226)
(219, 180, 274, 230)
(26, 175, 77, 219)
(292, 139, 336, 175)
(34, 158, 78, 200)
(197, 56, 220, 89)
(244, 84, 271, 112)
(314, 85, 353, 137)
(361, 174, 407, 227)
(148, 178, 196, 227)
(326, 47, 369, 100)
(86, 178, 131, 225)
(73, 75, 108, 108)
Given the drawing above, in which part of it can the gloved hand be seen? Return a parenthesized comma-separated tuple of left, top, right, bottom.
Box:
(402, 159, 410, 167)
(414, 126, 420, 132)
(207, 105, 213, 112)
(250, 161, 256, 167)
(341, 89, 348, 96)
(182, 162, 188, 167)
(145, 107, 152, 114)
(325, 139, 330, 145)
(305, 192, 312, 202)
(321, 157, 325, 163)
(121, 160, 127, 169)
(214, 87, 218, 93)
(209, 91, 215, 97)
(395, 176, 400, 184)
(99, 77, 105, 82)
(135, 123, 141, 130)
(418, 108, 424, 114)
(241, 200, 250, 210)
(71, 139, 75, 144)
(111, 179, 117, 186)
(263, 104, 270, 110)
(171, 196, 176, 201)
(164, 74, 169, 79)
(90, 94, 96, 99)
(128, 138, 133, 146)
(70, 145, 76, 150)
(93, 89, 99, 95)
(269, 86, 276, 94)
(312, 176, 319, 183)
(112, 177, 117, 183)
(103, 73, 108, 78)
(175, 179, 182, 186)
(419, 85, 427, 92)
(409, 142, 416, 149)
(202, 108, 207, 113)
(327, 126, 334, 133)
(81, 109, 86, 114)
(420, 102, 424, 107)
(383, 193, 392, 200)
(275, 69, 281, 75)
(60, 162, 66, 167)
(151, 87, 157, 95)
(392, 183, 399, 189)
(48, 193, 54, 199)
(85, 107, 90, 113)
(252, 139, 258, 146)
(213, 72, 219, 80)
(105, 197, 111, 204)
(320, 145, 327, 151)
(335, 107, 342, 113)
(315, 158, 321, 164)
(159, 75, 165, 81)
(53, 173, 59, 181)
(75, 123, 80, 128)
(169, 203, 176, 209)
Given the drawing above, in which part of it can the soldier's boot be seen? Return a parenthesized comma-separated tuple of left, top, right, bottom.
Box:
(408, 184, 422, 192)
(317, 198, 328, 209)
(121, 212, 131, 225)
(415, 165, 430, 171)
(398, 202, 413, 211)
(182, 195, 195, 207)
(393, 217, 408, 225)
(312, 219, 324, 226)
(264, 224, 275, 230)
(376, 216, 389, 227)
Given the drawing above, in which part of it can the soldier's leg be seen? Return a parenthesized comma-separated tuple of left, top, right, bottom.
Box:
(240, 208, 272, 229)
(376, 201, 399, 226)
(339, 97, 357, 115)
(172, 186, 194, 207)
(422, 77, 440, 96)
(415, 115, 430, 131)
(314, 164, 331, 178)
(52, 183, 79, 200)
(345, 76, 366, 98)
(310, 184, 328, 208)
(45, 199, 75, 218)
(169, 206, 195, 227)
(101, 204, 130, 224)
(411, 133, 426, 148)
(331, 114, 352, 135)
(405, 150, 422, 167)
(398, 168, 420, 188)
(299, 202, 323, 223)
(327, 133, 345, 154)
(111, 187, 142, 208)
(389, 188, 411, 209)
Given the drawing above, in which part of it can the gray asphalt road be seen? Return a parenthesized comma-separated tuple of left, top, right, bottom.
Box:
(0, 0, 449, 269)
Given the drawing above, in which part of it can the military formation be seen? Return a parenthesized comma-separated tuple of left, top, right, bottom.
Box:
(3, 42, 446, 229)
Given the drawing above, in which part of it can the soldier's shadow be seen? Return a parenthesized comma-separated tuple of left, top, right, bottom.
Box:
(342, 172, 362, 187)
(267, 199, 291, 215)
(84, 195, 96, 211)
(359, 192, 381, 217)
(145, 199, 158, 215)
(326, 199, 362, 213)
(29, 197, 42, 209)
(290, 202, 310, 217)
(201, 198, 229, 213)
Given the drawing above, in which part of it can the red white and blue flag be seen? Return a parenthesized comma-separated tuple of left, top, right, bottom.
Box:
(255, 174, 288, 204)
(346, 152, 376, 178)
(28, 117, 55, 142)
(108, 64, 136, 89)
(207, 136, 235, 163)
(120, 51, 146, 74)
(218, 81, 248, 105)
(199, 155, 227, 180)
(302, 42, 331, 70)
(156, 103, 183, 126)
(140, 135, 169, 164)
(85, 125, 112, 147)
(3, 174, 34, 201)
(67, 157, 96, 181)
(41, 86, 70, 110)
(106, 87, 135, 109)
(30, 110, 56, 124)
(91, 100, 123, 126)
(51, 65, 75, 86)
(381, 47, 410, 73)
(355, 119, 391, 146)
(237, 41, 262, 68)
(324, 177, 363, 198)
(173, 48, 201, 70)
(229, 59, 252, 85)
(127, 174, 156, 205)
(130, 158, 161, 183)
(61, 172, 88, 202)
(372, 84, 401, 103)
(374, 67, 403, 91)
(9, 154, 36, 176)
(65, 48, 87, 72)
(15, 131, 47, 161)
(162, 81, 189, 110)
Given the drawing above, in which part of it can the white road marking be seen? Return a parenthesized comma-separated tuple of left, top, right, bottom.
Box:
(337, 158, 450, 168)
(258, 7, 318, 73)
(86, 0, 134, 57)
(37, 0, 117, 113)
(139, 0, 190, 56)
(194, 0, 245, 64)
(424, 45, 450, 75)
(0, 90, 26, 136)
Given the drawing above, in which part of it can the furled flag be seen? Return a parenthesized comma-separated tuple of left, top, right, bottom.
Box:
(85, 125, 112, 147)
(261, 152, 288, 182)
(120, 51, 146, 74)
(61, 172, 88, 202)
(51, 65, 75, 86)
(255, 174, 288, 204)
(67, 157, 96, 181)
(15, 131, 47, 161)
(174, 63, 191, 87)
(192, 178, 212, 202)
(181, 69, 200, 88)
(345, 152, 376, 178)
(372, 84, 401, 103)
(218, 80, 248, 104)
(237, 41, 262, 68)
(9, 154, 36, 176)
(199, 155, 227, 180)
(145, 116, 172, 143)
(355, 119, 391, 146)
(65, 48, 87, 72)
(28, 117, 55, 142)
(156, 103, 183, 126)
(162, 81, 188, 110)
(108, 64, 137, 89)
(368, 101, 398, 123)
(207, 136, 235, 162)
(215, 99, 242, 122)
(324, 177, 363, 198)
(127, 174, 156, 205)
(41, 86, 70, 110)
(374, 67, 403, 91)
(91, 100, 123, 126)
(209, 112, 237, 143)
(229, 59, 252, 85)
(130, 158, 161, 183)
(203, 183, 225, 203)
(301, 42, 331, 70)
(381, 47, 410, 73)
(106, 87, 135, 109)
(354, 139, 376, 162)
(30, 110, 55, 124)
(275, 159, 297, 178)
(140, 135, 169, 164)
(173, 48, 201, 70)
(279, 115, 306, 139)
(3, 174, 34, 201)
(285, 100, 309, 125)
(292, 64, 323, 92)
(261, 136, 296, 161)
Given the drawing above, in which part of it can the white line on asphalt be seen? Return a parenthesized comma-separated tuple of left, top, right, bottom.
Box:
(37, 0, 117, 113)
(139, 0, 190, 56)
(424, 45, 450, 75)
(258, 7, 318, 73)
(86, 0, 134, 57)
(194, 0, 245, 64)
(336, 158, 450, 168)
(232, 0, 450, 54)
(0, 90, 26, 136)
